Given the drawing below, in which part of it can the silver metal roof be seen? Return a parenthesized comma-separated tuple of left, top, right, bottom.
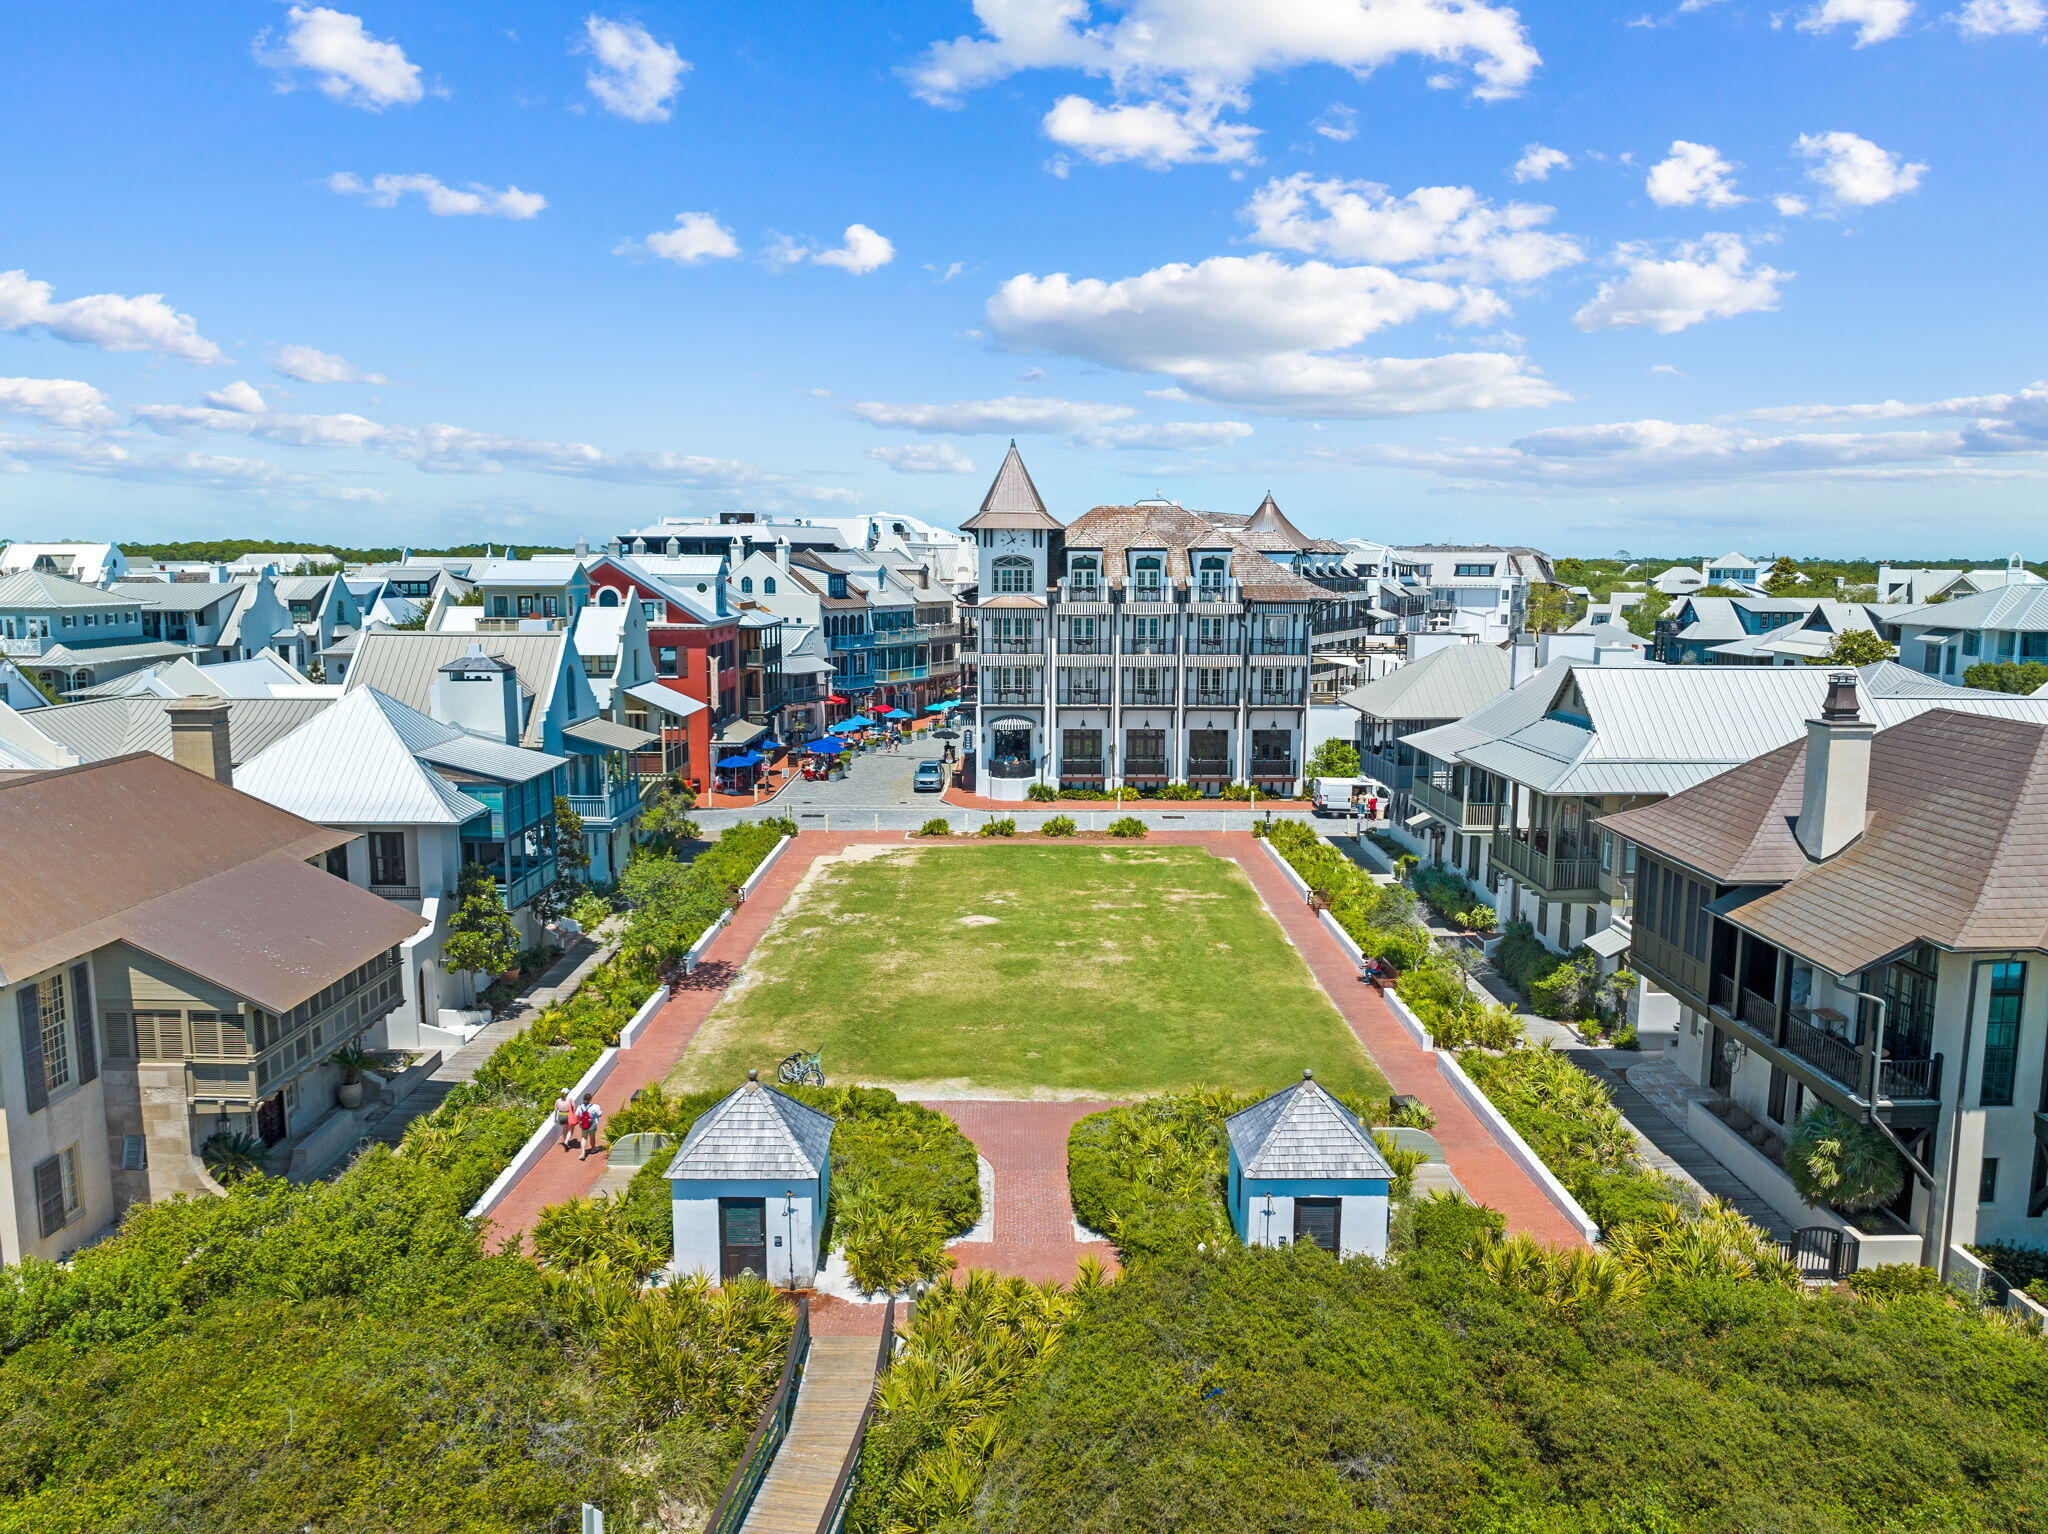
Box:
(1896, 582, 2048, 633)
(235, 689, 493, 827)
(1226, 1073, 1391, 1181)
(343, 630, 567, 749)
(119, 581, 242, 613)
(1339, 642, 1512, 722)
(666, 1078, 833, 1182)
(26, 695, 333, 767)
(0, 570, 139, 609)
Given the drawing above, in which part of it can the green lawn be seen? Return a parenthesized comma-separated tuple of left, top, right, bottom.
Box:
(670, 844, 1388, 1099)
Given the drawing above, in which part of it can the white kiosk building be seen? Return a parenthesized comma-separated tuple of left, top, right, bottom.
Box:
(1226, 1071, 1393, 1259)
(666, 1073, 834, 1287)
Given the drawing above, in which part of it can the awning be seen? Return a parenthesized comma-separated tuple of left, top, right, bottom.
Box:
(1402, 810, 1434, 828)
(779, 656, 834, 674)
(1582, 925, 1632, 959)
(564, 716, 659, 751)
(715, 718, 768, 747)
(1917, 629, 1958, 644)
(624, 680, 706, 718)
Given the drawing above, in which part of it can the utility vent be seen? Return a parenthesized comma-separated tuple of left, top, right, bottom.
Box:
(120, 1135, 148, 1171)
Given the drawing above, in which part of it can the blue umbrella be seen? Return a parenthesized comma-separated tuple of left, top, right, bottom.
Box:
(884, 707, 912, 719)
(717, 751, 763, 770)
(759, 738, 784, 751)
(924, 703, 949, 713)
(804, 737, 848, 753)
(829, 717, 868, 732)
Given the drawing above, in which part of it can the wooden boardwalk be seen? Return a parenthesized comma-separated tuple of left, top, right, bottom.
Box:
(740, 1335, 879, 1534)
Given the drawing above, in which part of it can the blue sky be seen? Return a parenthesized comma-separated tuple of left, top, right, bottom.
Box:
(0, 1, 2043, 554)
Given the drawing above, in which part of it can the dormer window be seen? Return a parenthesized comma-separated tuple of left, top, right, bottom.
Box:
(1131, 554, 1165, 593)
(1195, 553, 1228, 591)
(1067, 554, 1101, 588)
(992, 556, 1034, 595)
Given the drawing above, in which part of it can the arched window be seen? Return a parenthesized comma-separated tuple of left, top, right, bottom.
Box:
(992, 555, 1034, 595)
(1067, 554, 1100, 589)
(1132, 554, 1164, 592)
(1196, 554, 1227, 592)
(764, 577, 777, 594)
(597, 587, 621, 607)
(740, 576, 754, 593)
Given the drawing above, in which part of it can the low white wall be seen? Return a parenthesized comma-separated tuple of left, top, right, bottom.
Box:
(1436, 1050, 1602, 1244)
(1380, 986, 1433, 1051)
(619, 984, 670, 1048)
(1259, 835, 1313, 899)
(466, 1042, 619, 1222)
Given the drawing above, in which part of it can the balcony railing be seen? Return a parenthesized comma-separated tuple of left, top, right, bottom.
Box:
(1124, 757, 1168, 776)
(1187, 757, 1231, 777)
(368, 883, 422, 901)
(1061, 634, 1111, 654)
(979, 685, 1041, 705)
(1122, 686, 1175, 706)
(1246, 686, 1307, 706)
(1123, 637, 1174, 654)
(567, 778, 641, 825)
(1056, 687, 1109, 706)
(976, 636, 1043, 655)
(1490, 832, 1602, 897)
(1250, 636, 1302, 655)
(0, 635, 42, 656)
(1186, 686, 1238, 707)
(1249, 756, 1298, 777)
(1185, 637, 1239, 656)
(830, 631, 877, 651)
(477, 614, 566, 631)
(1410, 776, 1504, 829)
(1359, 745, 1413, 791)
(987, 756, 1037, 779)
(1060, 757, 1106, 778)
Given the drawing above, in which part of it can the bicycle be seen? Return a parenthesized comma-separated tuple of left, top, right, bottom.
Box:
(777, 1050, 825, 1087)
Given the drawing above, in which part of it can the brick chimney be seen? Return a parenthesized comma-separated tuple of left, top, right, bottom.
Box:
(166, 696, 233, 785)
(1794, 669, 1872, 861)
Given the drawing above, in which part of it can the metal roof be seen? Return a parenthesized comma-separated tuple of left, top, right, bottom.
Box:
(666, 1078, 834, 1181)
(36, 639, 195, 668)
(26, 695, 333, 766)
(563, 715, 656, 751)
(235, 689, 511, 827)
(623, 679, 707, 716)
(1226, 1072, 1391, 1180)
(0, 570, 139, 609)
(1340, 642, 1512, 722)
(1896, 582, 2048, 633)
(119, 581, 242, 613)
(343, 630, 568, 749)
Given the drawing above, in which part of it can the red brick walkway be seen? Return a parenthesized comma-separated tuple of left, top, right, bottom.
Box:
(480, 829, 1583, 1258)
(923, 1101, 1121, 1284)
(940, 785, 1309, 813)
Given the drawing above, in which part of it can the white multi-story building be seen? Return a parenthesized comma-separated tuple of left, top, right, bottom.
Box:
(960, 445, 1321, 800)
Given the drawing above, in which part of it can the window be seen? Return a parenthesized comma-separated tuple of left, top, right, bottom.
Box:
(597, 587, 620, 607)
(1196, 554, 1227, 588)
(33, 1148, 80, 1239)
(1131, 554, 1164, 591)
(1197, 616, 1226, 645)
(1879, 943, 1939, 1058)
(324, 845, 349, 879)
(1125, 728, 1164, 767)
(370, 832, 408, 889)
(641, 600, 661, 621)
(1981, 960, 2025, 1106)
(1767, 1065, 1789, 1123)
(1454, 563, 1497, 577)
(992, 556, 1034, 594)
(657, 645, 679, 676)
(39, 974, 72, 1094)
(1980, 1157, 2001, 1204)
(1070, 616, 1096, 644)
(1251, 728, 1290, 765)
(1061, 728, 1102, 765)
(1963, 630, 1981, 657)
(1068, 555, 1100, 587)
(764, 577, 777, 594)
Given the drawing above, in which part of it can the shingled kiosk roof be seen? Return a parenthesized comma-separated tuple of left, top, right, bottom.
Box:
(961, 441, 1062, 532)
(665, 1074, 834, 1181)
(1598, 708, 2048, 975)
(1227, 1071, 1392, 1180)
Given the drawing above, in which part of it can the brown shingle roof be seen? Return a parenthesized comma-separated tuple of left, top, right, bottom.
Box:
(1601, 710, 2048, 973)
(1063, 502, 1326, 602)
(961, 442, 1062, 531)
(0, 753, 422, 1004)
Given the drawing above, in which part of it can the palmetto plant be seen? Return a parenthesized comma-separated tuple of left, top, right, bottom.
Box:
(1788, 1103, 1905, 1212)
(199, 1130, 271, 1184)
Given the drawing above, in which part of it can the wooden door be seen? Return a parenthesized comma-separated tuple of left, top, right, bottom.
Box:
(1293, 1198, 1341, 1254)
(719, 1197, 768, 1282)
(256, 1092, 287, 1145)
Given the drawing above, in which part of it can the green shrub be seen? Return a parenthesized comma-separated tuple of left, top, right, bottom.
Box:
(1408, 1189, 1506, 1251)
(1154, 781, 1202, 800)
(1971, 1240, 2048, 1289)
(1025, 782, 1059, 802)
(1847, 1263, 1950, 1302)
(1059, 786, 1107, 800)
(1106, 816, 1147, 838)
(917, 816, 953, 836)
(1789, 1103, 1906, 1212)
(1040, 815, 1078, 837)
(979, 816, 1017, 837)
(1218, 782, 1256, 800)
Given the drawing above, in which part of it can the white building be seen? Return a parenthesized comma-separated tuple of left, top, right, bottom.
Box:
(666, 1074, 833, 1287)
(0, 542, 128, 586)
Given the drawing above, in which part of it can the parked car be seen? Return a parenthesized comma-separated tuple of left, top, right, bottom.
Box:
(913, 759, 946, 792)
(1312, 776, 1366, 817)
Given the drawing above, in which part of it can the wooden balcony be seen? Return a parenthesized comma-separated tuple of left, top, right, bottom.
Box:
(1490, 831, 1602, 899)
(1409, 776, 1504, 830)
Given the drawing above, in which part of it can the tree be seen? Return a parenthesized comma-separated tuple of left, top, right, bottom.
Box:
(1763, 555, 1803, 596)
(1802, 630, 1895, 667)
(453, 586, 488, 606)
(1304, 739, 1360, 781)
(443, 862, 519, 979)
(1624, 587, 1672, 641)
(1524, 582, 1579, 634)
(529, 797, 591, 923)
(1964, 659, 2048, 694)
(1788, 1103, 1905, 1211)
(637, 773, 700, 855)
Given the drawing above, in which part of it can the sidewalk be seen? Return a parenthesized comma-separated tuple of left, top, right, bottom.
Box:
(923, 1100, 1120, 1285)
(942, 785, 1309, 813)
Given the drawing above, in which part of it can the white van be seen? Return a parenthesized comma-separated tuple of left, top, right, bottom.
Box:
(1311, 776, 1368, 817)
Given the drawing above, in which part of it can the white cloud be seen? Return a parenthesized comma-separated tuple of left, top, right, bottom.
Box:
(1793, 130, 1926, 208)
(202, 381, 268, 413)
(1041, 95, 1258, 166)
(1773, 193, 1811, 216)
(1313, 104, 1358, 142)
(907, 0, 1543, 110)
(328, 172, 546, 219)
(0, 434, 334, 495)
(772, 224, 895, 274)
(580, 16, 689, 123)
(1953, 0, 2046, 34)
(1511, 144, 1570, 182)
(255, 6, 424, 109)
(845, 396, 1137, 434)
(1242, 174, 1582, 282)
(0, 268, 225, 364)
(866, 442, 978, 474)
(1797, 0, 1915, 45)
(0, 377, 116, 430)
(272, 344, 387, 385)
(1649, 363, 1684, 376)
(617, 211, 740, 264)
(1071, 420, 1255, 449)
(1645, 140, 1744, 208)
(987, 253, 1560, 417)
(1573, 234, 1788, 334)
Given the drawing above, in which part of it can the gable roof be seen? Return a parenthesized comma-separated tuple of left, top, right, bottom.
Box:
(1060, 501, 1327, 601)
(1226, 1072, 1392, 1180)
(961, 441, 1061, 531)
(1895, 582, 2048, 634)
(0, 752, 420, 1002)
(25, 695, 333, 766)
(1602, 710, 2048, 973)
(119, 580, 243, 613)
(0, 569, 139, 609)
(665, 1076, 834, 1181)
(342, 630, 569, 749)
(1341, 643, 1512, 722)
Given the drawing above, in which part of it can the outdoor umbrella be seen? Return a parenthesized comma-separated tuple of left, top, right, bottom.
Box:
(827, 693, 848, 705)
(884, 707, 912, 719)
(759, 738, 784, 752)
(924, 702, 949, 713)
(716, 751, 764, 770)
(804, 738, 848, 753)
(829, 717, 867, 732)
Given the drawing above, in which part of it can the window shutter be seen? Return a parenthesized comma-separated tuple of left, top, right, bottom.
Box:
(33, 1155, 63, 1237)
(17, 986, 46, 1114)
(69, 963, 97, 1085)
(121, 1134, 148, 1171)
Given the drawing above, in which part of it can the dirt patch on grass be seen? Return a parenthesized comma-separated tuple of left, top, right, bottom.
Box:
(955, 914, 1000, 926)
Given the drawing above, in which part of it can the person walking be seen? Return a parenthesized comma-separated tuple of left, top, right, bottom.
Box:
(578, 1094, 605, 1161)
(555, 1088, 577, 1151)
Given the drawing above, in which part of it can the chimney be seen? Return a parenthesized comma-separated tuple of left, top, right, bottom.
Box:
(429, 644, 522, 743)
(1508, 638, 1539, 686)
(166, 696, 233, 785)
(1795, 670, 1873, 862)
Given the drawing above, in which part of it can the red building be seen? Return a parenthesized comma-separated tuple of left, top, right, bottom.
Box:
(585, 555, 739, 793)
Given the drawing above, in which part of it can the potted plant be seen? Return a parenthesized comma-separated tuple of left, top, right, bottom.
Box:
(330, 1043, 376, 1110)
